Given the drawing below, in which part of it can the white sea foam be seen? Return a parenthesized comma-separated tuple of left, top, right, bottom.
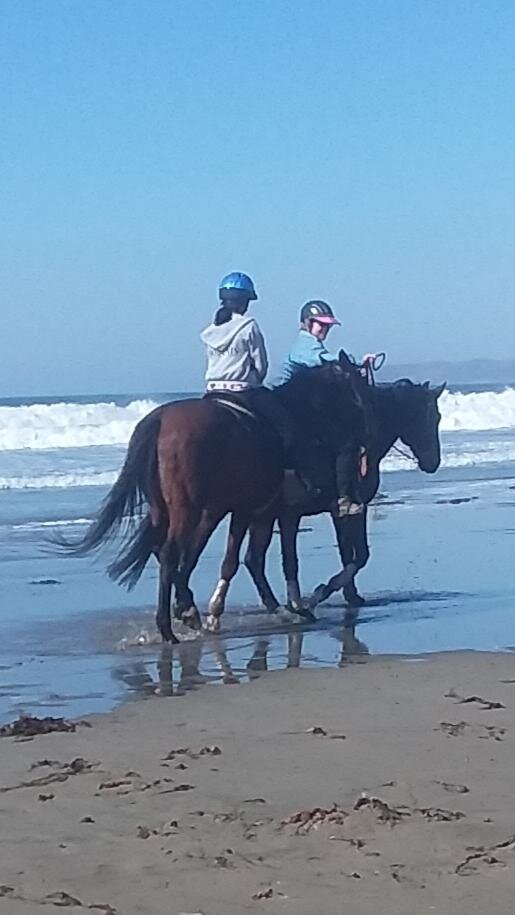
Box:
(0, 399, 158, 451)
(0, 389, 514, 453)
(1, 390, 515, 491)
(1, 439, 515, 491)
(7, 518, 92, 531)
(0, 471, 118, 491)
(382, 440, 515, 473)
(439, 388, 515, 432)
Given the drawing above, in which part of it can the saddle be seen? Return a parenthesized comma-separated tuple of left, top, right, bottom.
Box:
(209, 395, 258, 422)
(206, 390, 292, 450)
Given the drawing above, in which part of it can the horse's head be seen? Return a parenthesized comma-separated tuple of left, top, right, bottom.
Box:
(394, 379, 445, 473)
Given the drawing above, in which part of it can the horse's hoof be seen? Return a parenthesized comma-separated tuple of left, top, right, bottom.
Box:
(160, 629, 179, 644)
(344, 592, 366, 608)
(181, 605, 202, 630)
(310, 584, 328, 607)
(204, 613, 221, 633)
(264, 604, 280, 615)
(297, 603, 317, 623)
(285, 601, 317, 623)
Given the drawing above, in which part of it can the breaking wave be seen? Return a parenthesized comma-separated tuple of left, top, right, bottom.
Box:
(0, 388, 515, 454)
(0, 399, 159, 451)
(1, 388, 515, 491)
(0, 471, 118, 491)
(438, 388, 515, 432)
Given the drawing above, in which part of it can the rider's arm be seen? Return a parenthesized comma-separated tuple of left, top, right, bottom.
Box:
(248, 322, 269, 383)
(303, 334, 338, 367)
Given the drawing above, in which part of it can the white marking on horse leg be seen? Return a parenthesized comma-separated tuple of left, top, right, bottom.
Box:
(286, 580, 302, 610)
(204, 613, 221, 633)
(208, 579, 229, 617)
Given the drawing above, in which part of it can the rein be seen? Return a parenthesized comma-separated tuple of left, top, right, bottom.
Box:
(360, 352, 386, 386)
(390, 442, 416, 464)
(342, 350, 386, 386)
(345, 352, 416, 467)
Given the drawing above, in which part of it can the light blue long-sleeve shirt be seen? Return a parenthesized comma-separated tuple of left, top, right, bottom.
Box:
(282, 329, 338, 381)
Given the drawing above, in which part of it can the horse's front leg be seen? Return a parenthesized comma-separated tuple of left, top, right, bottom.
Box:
(307, 510, 370, 611)
(305, 513, 361, 612)
(279, 512, 316, 621)
(206, 512, 249, 632)
(341, 509, 369, 607)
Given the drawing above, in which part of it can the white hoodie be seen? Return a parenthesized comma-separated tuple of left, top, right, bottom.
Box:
(200, 314, 269, 390)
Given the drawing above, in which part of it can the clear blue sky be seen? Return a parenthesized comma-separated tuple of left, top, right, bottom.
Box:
(2, 0, 515, 395)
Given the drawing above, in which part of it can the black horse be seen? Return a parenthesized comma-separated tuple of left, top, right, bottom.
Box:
(204, 378, 445, 629)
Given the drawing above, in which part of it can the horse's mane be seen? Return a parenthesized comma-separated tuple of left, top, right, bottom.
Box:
(273, 362, 371, 444)
(275, 362, 362, 411)
(372, 378, 430, 423)
(275, 361, 340, 392)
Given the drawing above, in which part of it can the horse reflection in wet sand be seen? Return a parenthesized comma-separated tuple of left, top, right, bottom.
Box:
(61, 360, 367, 642)
(113, 618, 368, 698)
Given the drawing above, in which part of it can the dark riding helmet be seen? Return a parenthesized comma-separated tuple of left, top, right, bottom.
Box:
(219, 272, 257, 301)
(300, 300, 341, 326)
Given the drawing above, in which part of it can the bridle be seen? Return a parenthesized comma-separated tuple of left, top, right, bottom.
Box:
(342, 350, 417, 466)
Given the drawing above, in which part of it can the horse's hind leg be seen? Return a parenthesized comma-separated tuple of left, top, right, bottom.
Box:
(174, 509, 225, 630)
(206, 512, 249, 631)
(279, 513, 316, 621)
(244, 516, 281, 614)
(157, 536, 179, 643)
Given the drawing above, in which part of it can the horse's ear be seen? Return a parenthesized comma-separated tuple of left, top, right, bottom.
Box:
(431, 381, 446, 398)
(422, 380, 430, 389)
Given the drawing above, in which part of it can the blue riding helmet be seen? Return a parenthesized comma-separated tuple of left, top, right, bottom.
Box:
(219, 272, 257, 300)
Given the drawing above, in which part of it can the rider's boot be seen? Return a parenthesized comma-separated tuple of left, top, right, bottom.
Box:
(334, 449, 364, 517)
(336, 495, 364, 517)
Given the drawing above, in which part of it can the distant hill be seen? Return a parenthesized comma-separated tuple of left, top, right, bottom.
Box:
(381, 358, 515, 385)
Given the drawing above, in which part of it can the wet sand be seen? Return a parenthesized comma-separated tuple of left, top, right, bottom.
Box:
(3, 463, 515, 724)
(2, 651, 515, 914)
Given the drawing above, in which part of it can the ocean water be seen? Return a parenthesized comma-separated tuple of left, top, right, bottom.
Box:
(1, 384, 515, 723)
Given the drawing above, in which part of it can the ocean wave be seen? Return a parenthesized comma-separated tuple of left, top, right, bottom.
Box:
(0, 399, 159, 451)
(1, 441, 515, 491)
(0, 389, 515, 454)
(0, 470, 118, 491)
(7, 518, 92, 531)
(439, 388, 515, 432)
(0, 471, 117, 491)
(382, 440, 515, 472)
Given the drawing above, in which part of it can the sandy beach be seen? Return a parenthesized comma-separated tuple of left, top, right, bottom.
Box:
(2, 651, 515, 914)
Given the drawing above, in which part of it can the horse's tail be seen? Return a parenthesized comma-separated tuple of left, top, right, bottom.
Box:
(57, 408, 163, 575)
(107, 514, 161, 590)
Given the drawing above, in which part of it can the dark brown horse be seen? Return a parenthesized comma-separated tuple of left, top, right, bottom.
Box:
(63, 361, 366, 642)
(204, 379, 445, 628)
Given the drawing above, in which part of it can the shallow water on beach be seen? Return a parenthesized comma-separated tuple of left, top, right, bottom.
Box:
(1, 458, 515, 724)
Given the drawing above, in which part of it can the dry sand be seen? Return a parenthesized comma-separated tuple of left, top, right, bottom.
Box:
(2, 651, 515, 914)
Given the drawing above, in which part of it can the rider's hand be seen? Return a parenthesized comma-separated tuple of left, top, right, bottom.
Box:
(362, 353, 377, 364)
